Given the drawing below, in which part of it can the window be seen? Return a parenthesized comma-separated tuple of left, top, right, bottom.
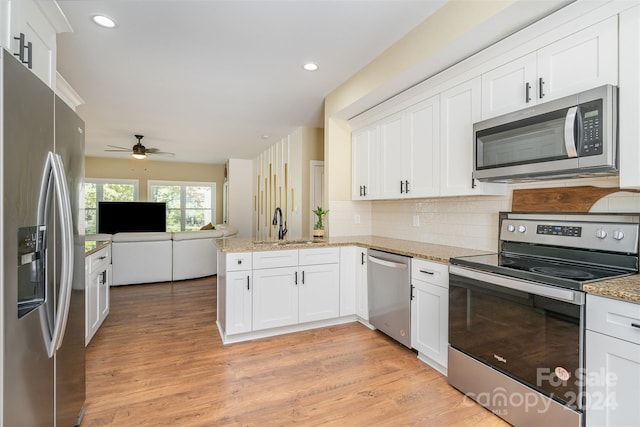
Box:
(84, 179, 138, 235)
(148, 181, 216, 232)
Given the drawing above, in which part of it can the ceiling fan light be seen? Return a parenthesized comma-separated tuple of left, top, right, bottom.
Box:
(131, 153, 146, 159)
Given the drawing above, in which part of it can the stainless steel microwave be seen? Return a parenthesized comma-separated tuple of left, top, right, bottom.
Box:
(473, 85, 617, 182)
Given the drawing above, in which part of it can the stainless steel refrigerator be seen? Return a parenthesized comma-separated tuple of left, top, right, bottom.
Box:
(2, 48, 86, 426)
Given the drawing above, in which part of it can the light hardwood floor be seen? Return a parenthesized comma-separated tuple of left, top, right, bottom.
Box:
(82, 276, 508, 426)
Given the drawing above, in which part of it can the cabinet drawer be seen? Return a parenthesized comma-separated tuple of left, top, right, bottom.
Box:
(89, 246, 111, 273)
(587, 294, 640, 344)
(411, 258, 448, 288)
(226, 252, 252, 271)
(253, 249, 298, 269)
(299, 247, 340, 265)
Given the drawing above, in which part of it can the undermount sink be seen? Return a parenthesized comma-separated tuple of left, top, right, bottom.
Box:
(253, 239, 322, 246)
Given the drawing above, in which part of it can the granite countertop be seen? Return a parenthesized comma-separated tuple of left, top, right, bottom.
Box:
(217, 235, 640, 304)
(215, 235, 491, 264)
(85, 240, 110, 257)
(583, 275, 640, 304)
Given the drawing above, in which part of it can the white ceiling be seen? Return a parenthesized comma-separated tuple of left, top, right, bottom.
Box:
(56, 0, 448, 164)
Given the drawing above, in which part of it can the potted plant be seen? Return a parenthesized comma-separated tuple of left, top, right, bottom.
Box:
(312, 206, 329, 238)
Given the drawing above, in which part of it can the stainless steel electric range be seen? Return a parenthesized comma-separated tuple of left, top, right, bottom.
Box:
(448, 212, 639, 427)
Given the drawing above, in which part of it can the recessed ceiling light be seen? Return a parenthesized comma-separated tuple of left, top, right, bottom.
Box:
(261, 135, 270, 140)
(92, 14, 117, 29)
(303, 62, 319, 72)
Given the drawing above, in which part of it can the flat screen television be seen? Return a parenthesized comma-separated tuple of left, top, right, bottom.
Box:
(98, 202, 167, 234)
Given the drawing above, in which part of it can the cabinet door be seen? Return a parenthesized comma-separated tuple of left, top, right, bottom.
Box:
(411, 279, 448, 371)
(355, 248, 368, 321)
(9, 0, 57, 87)
(618, 5, 640, 189)
(405, 95, 440, 197)
(84, 261, 94, 345)
(380, 112, 405, 199)
(585, 331, 640, 427)
(537, 16, 617, 102)
(98, 265, 110, 323)
(440, 77, 482, 196)
(226, 271, 253, 335)
(441, 77, 505, 197)
(88, 270, 101, 335)
(299, 264, 340, 323)
(338, 247, 356, 316)
(481, 52, 537, 119)
(252, 266, 298, 330)
(351, 125, 379, 200)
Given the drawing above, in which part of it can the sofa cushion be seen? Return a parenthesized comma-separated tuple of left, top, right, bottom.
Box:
(86, 233, 113, 241)
(111, 232, 172, 242)
(172, 230, 223, 241)
(111, 239, 173, 285)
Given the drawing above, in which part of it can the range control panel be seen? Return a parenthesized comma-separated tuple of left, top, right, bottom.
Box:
(501, 218, 639, 254)
(537, 224, 582, 237)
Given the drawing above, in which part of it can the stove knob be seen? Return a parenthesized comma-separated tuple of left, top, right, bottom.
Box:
(507, 224, 515, 232)
(595, 229, 607, 239)
(612, 230, 625, 240)
(517, 225, 527, 233)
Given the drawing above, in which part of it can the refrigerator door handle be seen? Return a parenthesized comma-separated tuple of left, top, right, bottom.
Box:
(40, 152, 75, 357)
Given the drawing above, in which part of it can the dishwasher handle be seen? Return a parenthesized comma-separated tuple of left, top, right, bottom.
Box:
(368, 255, 408, 270)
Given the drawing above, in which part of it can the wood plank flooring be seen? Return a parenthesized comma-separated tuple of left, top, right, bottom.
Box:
(82, 277, 508, 426)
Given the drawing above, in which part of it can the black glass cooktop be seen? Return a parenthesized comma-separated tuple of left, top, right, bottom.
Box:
(450, 252, 632, 290)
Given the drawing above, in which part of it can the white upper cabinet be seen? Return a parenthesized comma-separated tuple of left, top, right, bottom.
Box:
(481, 52, 537, 119)
(481, 16, 618, 120)
(352, 125, 379, 200)
(537, 16, 617, 102)
(440, 79, 480, 196)
(379, 95, 441, 199)
(406, 96, 440, 197)
(380, 112, 405, 198)
(440, 77, 504, 197)
(618, 5, 640, 189)
(3, 1, 72, 88)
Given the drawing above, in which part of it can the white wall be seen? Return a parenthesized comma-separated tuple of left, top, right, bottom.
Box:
(334, 176, 640, 252)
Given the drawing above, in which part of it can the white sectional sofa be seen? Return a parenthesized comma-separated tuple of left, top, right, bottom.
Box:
(89, 225, 238, 286)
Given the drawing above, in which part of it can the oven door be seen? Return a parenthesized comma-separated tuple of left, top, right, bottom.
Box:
(449, 265, 585, 409)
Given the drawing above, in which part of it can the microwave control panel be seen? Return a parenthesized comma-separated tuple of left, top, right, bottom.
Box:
(580, 100, 603, 157)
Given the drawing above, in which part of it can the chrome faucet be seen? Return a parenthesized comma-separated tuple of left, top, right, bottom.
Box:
(272, 207, 288, 240)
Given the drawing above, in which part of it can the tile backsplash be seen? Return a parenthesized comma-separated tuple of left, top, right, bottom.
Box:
(330, 176, 640, 251)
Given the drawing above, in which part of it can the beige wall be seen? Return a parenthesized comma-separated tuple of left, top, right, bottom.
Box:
(324, 0, 516, 203)
(85, 157, 226, 224)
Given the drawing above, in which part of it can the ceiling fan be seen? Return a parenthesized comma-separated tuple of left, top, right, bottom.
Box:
(105, 134, 175, 159)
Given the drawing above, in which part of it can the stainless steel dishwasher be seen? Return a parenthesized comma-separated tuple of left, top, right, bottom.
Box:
(368, 249, 411, 347)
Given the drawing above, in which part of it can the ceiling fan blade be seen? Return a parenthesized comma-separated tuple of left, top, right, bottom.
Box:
(106, 145, 131, 151)
(147, 150, 175, 156)
(104, 149, 132, 152)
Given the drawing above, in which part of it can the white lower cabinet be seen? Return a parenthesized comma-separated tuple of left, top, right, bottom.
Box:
(253, 266, 298, 330)
(224, 270, 252, 335)
(338, 246, 368, 320)
(85, 244, 111, 345)
(219, 247, 342, 341)
(298, 263, 340, 323)
(355, 247, 368, 321)
(585, 294, 640, 427)
(410, 258, 448, 374)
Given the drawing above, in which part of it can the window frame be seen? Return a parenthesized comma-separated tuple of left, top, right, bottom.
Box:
(84, 178, 139, 235)
(147, 180, 216, 232)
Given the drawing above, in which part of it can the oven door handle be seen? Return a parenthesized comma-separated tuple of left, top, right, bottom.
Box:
(449, 265, 585, 305)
